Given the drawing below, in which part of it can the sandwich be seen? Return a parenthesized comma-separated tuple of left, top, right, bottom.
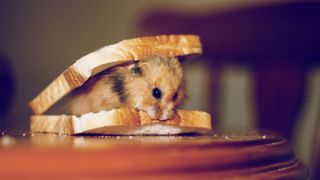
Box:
(29, 34, 212, 135)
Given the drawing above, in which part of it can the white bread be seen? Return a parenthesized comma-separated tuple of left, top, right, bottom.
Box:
(29, 35, 202, 115)
(30, 108, 211, 135)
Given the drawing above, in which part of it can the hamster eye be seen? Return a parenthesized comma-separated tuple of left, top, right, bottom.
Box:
(152, 87, 162, 99)
(173, 92, 178, 101)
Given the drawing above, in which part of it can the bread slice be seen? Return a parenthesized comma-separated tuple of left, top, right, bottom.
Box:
(29, 35, 202, 115)
(30, 108, 211, 135)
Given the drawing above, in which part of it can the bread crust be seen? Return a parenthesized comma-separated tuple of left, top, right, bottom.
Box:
(30, 109, 211, 135)
(29, 35, 202, 115)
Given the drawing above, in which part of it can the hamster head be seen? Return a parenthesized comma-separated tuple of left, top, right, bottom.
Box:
(126, 56, 185, 121)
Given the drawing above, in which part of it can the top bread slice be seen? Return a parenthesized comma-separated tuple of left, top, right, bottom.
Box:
(29, 35, 202, 115)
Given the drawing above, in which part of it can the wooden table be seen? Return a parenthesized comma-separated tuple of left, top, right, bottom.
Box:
(0, 132, 307, 179)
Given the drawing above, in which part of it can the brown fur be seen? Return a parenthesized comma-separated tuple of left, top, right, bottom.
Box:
(66, 56, 185, 120)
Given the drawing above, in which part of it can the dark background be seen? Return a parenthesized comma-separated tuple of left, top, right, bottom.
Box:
(0, 0, 319, 178)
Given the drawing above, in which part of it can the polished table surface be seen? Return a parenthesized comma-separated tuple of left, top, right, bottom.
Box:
(0, 131, 307, 179)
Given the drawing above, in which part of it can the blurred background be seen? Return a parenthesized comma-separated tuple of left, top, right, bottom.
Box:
(0, 0, 319, 178)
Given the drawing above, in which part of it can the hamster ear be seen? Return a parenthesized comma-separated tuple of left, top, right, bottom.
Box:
(129, 62, 142, 76)
(127, 63, 135, 70)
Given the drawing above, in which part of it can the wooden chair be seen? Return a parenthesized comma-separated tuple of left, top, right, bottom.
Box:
(138, 1, 320, 178)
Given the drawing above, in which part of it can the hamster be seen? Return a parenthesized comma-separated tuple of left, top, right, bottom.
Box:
(65, 55, 185, 120)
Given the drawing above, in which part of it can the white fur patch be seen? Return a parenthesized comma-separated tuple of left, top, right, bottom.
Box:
(146, 106, 157, 119)
(160, 111, 170, 121)
(134, 96, 144, 109)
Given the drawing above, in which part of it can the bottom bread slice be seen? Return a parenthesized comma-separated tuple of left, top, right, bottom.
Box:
(30, 108, 212, 135)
